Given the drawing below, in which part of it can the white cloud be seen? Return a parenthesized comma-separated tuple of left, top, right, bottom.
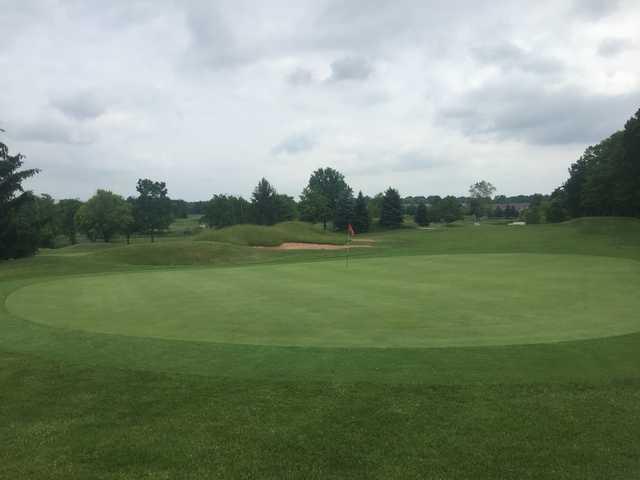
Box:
(1, 0, 639, 201)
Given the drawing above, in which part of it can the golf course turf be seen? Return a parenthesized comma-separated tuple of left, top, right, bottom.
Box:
(7, 254, 640, 348)
(2, 219, 640, 479)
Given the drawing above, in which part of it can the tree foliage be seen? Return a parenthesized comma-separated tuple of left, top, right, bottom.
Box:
(379, 187, 403, 228)
(252, 178, 279, 225)
(299, 167, 350, 229)
(57, 199, 83, 244)
(352, 191, 370, 233)
(555, 108, 640, 219)
(0, 138, 41, 259)
(468, 180, 496, 219)
(414, 203, 428, 226)
(204, 195, 252, 228)
(133, 178, 173, 242)
(334, 190, 355, 232)
(75, 190, 133, 242)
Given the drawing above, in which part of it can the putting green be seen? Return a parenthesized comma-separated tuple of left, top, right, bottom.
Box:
(6, 254, 640, 348)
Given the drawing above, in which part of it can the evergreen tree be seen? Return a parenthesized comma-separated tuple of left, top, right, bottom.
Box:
(334, 190, 355, 231)
(414, 203, 428, 226)
(252, 178, 278, 225)
(379, 187, 403, 228)
(0, 137, 40, 259)
(352, 191, 370, 233)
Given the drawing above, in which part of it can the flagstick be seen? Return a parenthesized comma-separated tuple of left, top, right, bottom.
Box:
(345, 229, 349, 268)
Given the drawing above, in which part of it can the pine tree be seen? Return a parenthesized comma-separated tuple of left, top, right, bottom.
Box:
(414, 203, 428, 226)
(251, 178, 278, 225)
(379, 187, 403, 228)
(334, 189, 354, 231)
(352, 191, 370, 233)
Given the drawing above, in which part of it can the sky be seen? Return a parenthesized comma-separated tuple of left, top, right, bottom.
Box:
(1, 0, 639, 201)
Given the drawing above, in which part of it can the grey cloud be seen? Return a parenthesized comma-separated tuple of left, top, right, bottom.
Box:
(392, 152, 446, 172)
(471, 43, 565, 75)
(272, 134, 315, 155)
(328, 56, 374, 82)
(182, 3, 250, 69)
(572, 0, 620, 19)
(597, 37, 633, 57)
(288, 68, 314, 86)
(13, 117, 98, 145)
(51, 91, 108, 120)
(440, 83, 640, 145)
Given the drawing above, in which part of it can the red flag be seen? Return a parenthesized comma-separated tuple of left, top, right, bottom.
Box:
(347, 224, 355, 237)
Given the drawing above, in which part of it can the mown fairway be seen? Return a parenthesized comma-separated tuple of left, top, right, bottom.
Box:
(2, 219, 640, 479)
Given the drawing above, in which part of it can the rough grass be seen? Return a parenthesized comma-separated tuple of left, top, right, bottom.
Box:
(2, 217, 640, 478)
(195, 221, 346, 246)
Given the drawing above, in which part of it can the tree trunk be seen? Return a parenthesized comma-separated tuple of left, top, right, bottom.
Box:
(151, 231, 155, 243)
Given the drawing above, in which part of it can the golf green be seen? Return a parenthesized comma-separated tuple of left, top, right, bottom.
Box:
(6, 254, 640, 348)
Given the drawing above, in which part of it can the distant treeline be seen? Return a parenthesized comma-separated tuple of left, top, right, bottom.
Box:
(548, 108, 640, 221)
(3, 106, 638, 259)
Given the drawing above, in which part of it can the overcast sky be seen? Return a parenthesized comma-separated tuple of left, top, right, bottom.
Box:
(2, 0, 639, 200)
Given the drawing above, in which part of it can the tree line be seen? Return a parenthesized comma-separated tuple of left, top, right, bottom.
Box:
(5, 105, 637, 260)
(534, 107, 640, 223)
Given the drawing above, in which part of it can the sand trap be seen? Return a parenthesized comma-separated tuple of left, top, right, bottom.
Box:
(257, 242, 372, 250)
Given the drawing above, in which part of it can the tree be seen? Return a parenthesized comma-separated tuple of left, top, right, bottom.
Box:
(414, 203, 428, 226)
(379, 187, 403, 228)
(367, 192, 384, 220)
(133, 178, 172, 242)
(299, 189, 330, 227)
(57, 199, 83, 244)
(439, 196, 463, 223)
(299, 167, 350, 230)
(252, 178, 279, 225)
(468, 180, 496, 220)
(203, 195, 252, 228)
(334, 190, 355, 231)
(352, 191, 370, 233)
(75, 190, 133, 242)
(33, 194, 58, 248)
(274, 194, 297, 222)
(0, 137, 40, 259)
(555, 108, 640, 220)
(524, 194, 545, 224)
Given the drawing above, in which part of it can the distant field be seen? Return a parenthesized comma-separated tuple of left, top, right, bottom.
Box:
(2, 218, 640, 479)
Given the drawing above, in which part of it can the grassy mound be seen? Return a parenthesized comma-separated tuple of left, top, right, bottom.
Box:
(561, 216, 640, 234)
(195, 221, 346, 246)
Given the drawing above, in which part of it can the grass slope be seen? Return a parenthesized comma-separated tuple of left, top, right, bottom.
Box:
(195, 221, 346, 246)
(2, 218, 640, 479)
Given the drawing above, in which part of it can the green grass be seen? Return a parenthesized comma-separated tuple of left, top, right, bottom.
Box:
(7, 254, 640, 348)
(195, 221, 347, 246)
(2, 217, 640, 478)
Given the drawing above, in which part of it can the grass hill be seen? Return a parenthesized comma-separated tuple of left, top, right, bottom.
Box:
(195, 221, 346, 246)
